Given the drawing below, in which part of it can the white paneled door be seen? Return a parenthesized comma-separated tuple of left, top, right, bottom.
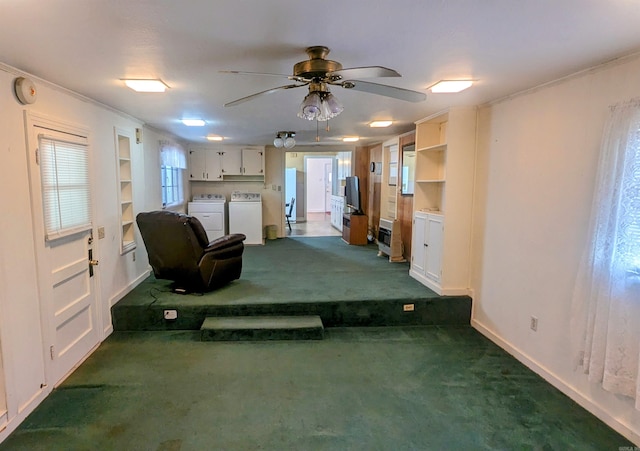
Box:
(26, 114, 101, 387)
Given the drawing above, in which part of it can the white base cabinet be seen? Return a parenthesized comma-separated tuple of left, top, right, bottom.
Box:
(410, 212, 443, 292)
(330, 195, 344, 231)
(409, 107, 477, 296)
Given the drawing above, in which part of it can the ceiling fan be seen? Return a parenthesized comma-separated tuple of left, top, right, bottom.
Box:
(222, 46, 426, 120)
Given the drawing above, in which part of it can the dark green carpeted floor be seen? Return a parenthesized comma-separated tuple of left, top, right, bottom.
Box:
(111, 237, 471, 330)
(1, 327, 631, 450)
(119, 236, 441, 308)
(1, 237, 633, 449)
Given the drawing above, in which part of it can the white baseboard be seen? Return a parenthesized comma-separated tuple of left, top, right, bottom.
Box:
(108, 269, 150, 307)
(471, 318, 640, 445)
(0, 388, 48, 444)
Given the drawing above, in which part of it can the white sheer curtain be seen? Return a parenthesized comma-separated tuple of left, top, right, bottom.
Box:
(572, 97, 640, 408)
(160, 140, 186, 169)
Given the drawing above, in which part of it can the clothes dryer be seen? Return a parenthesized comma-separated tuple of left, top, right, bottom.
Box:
(187, 194, 226, 241)
(228, 191, 263, 245)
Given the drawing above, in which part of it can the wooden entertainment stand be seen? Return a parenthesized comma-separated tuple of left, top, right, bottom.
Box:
(342, 213, 368, 245)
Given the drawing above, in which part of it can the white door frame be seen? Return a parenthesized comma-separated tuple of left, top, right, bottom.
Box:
(304, 156, 334, 218)
(24, 111, 102, 387)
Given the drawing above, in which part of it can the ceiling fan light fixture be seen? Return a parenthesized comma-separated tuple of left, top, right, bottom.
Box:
(298, 89, 343, 121)
(317, 99, 332, 122)
(369, 120, 393, 128)
(298, 92, 322, 120)
(429, 80, 473, 93)
(324, 93, 344, 117)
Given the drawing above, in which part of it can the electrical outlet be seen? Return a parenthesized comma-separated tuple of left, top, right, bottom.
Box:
(403, 304, 415, 312)
(164, 310, 178, 320)
(530, 316, 538, 332)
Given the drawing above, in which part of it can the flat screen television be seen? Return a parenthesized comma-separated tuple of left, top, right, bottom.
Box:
(345, 175, 363, 214)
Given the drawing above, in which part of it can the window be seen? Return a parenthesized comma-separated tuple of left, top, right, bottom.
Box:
(161, 165, 183, 207)
(572, 98, 640, 408)
(617, 123, 640, 273)
(160, 140, 186, 208)
(39, 134, 91, 240)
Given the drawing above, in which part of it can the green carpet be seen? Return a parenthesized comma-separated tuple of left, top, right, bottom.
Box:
(112, 237, 471, 330)
(123, 237, 441, 306)
(1, 326, 631, 450)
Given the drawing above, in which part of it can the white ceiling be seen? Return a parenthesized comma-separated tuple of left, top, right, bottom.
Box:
(2, 0, 640, 147)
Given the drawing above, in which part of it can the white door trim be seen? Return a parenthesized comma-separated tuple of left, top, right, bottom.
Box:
(24, 111, 102, 387)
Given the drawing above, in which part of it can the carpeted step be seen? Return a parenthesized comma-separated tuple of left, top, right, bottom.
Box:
(200, 315, 324, 341)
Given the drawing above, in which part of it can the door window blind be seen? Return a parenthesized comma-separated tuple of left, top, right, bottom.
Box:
(39, 134, 92, 240)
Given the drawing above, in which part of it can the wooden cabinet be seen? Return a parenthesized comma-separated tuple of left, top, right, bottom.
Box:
(410, 107, 476, 295)
(342, 213, 367, 245)
(115, 129, 136, 254)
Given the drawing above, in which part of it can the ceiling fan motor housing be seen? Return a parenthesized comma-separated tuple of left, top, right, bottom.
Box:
(293, 46, 343, 81)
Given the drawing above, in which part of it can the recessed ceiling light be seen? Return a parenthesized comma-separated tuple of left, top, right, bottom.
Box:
(343, 137, 360, 142)
(122, 79, 169, 92)
(369, 120, 393, 128)
(206, 135, 223, 141)
(429, 80, 473, 93)
(182, 119, 206, 126)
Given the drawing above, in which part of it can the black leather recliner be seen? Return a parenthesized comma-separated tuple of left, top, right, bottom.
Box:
(136, 211, 246, 292)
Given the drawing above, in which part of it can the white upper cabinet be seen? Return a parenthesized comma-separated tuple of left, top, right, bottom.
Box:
(241, 147, 265, 176)
(220, 150, 242, 176)
(189, 146, 265, 181)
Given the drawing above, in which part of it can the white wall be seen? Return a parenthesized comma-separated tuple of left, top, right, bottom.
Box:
(471, 54, 640, 443)
(0, 64, 171, 441)
(305, 157, 331, 213)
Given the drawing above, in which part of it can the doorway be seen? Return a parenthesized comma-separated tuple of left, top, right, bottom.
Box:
(25, 113, 101, 388)
(284, 152, 341, 237)
(305, 157, 332, 221)
(301, 156, 337, 236)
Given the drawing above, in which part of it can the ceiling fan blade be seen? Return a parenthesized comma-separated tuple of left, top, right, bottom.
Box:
(329, 66, 401, 80)
(220, 70, 307, 83)
(339, 80, 426, 102)
(224, 83, 307, 107)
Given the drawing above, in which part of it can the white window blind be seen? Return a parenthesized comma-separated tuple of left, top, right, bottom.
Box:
(39, 134, 92, 240)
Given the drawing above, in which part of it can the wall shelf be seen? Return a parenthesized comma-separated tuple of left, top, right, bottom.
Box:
(115, 128, 136, 255)
(410, 107, 477, 295)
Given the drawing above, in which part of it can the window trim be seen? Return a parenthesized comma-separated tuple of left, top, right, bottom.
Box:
(161, 165, 184, 208)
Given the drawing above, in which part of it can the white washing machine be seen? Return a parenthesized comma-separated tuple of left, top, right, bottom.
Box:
(228, 191, 263, 245)
(188, 194, 226, 241)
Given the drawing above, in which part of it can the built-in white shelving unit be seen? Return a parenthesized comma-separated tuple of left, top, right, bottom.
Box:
(410, 107, 477, 295)
(115, 129, 136, 254)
